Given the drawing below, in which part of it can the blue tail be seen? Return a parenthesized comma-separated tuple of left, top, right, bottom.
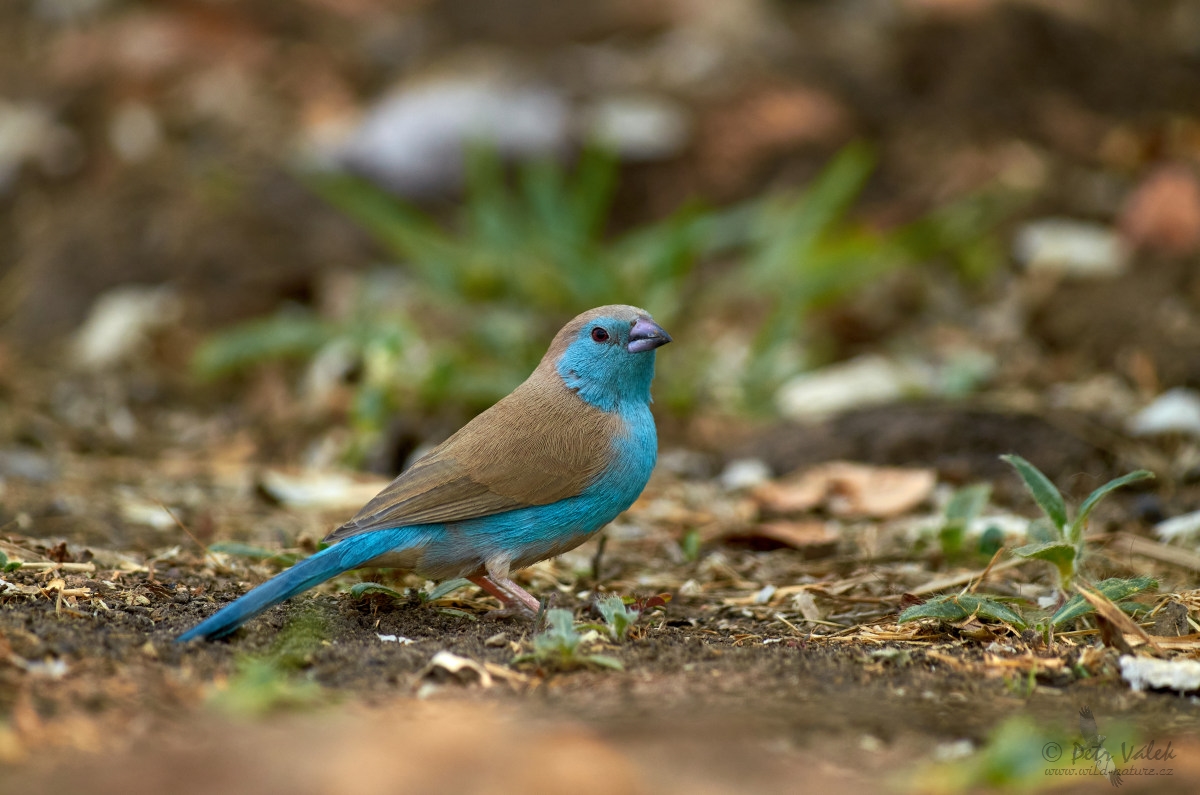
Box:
(177, 530, 413, 642)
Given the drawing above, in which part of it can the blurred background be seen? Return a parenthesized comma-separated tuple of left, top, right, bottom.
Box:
(4, 0, 1199, 474)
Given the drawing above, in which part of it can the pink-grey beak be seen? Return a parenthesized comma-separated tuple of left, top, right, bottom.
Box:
(628, 317, 672, 353)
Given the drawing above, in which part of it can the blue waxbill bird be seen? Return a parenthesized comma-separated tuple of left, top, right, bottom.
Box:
(179, 305, 671, 641)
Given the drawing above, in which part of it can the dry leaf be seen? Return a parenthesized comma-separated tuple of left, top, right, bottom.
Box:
(417, 651, 494, 689)
(1119, 164, 1200, 255)
(718, 520, 839, 558)
(753, 462, 936, 519)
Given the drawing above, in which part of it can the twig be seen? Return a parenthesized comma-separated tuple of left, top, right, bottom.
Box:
(1099, 532, 1200, 574)
(908, 557, 1026, 597)
(966, 547, 1006, 594)
(17, 562, 95, 572)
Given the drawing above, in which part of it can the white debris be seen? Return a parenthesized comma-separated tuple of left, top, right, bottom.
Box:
(776, 355, 922, 420)
(933, 739, 976, 761)
(108, 101, 161, 162)
(1128, 388, 1200, 438)
(1120, 655, 1200, 693)
(72, 285, 182, 369)
(718, 458, 772, 491)
(0, 100, 81, 193)
(581, 94, 691, 160)
(1013, 218, 1126, 277)
(258, 470, 390, 510)
(117, 492, 179, 530)
(1154, 509, 1200, 543)
(330, 76, 569, 197)
(376, 634, 415, 644)
(753, 584, 776, 604)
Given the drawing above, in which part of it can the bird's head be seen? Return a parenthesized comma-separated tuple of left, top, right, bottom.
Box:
(547, 305, 671, 411)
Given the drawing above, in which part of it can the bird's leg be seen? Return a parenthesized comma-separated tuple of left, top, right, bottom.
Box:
(467, 572, 540, 617)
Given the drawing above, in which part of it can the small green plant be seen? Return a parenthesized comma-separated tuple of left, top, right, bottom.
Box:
(207, 541, 303, 568)
(937, 483, 992, 559)
(1051, 576, 1157, 627)
(1003, 454, 1153, 593)
(0, 551, 22, 573)
(898, 592, 1027, 630)
(194, 142, 1014, 456)
(208, 610, 329, 717)
(904, 716, 1065, 792)
(678, 528, 702, 562)
(592, 594, 640, 642)
(513, 608, 623, 671)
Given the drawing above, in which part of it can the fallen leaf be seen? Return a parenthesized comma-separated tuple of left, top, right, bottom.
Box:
(718, 520, 839, 558)
(417, 651, 494, 689)
(1119, 164, 1200, 255)
(753, 462, 936, 518)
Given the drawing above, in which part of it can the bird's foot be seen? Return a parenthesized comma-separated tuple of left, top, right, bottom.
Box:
(468, 575, 540, 618)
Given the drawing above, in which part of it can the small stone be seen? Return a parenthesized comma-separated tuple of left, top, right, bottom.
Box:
(1129, 388, 1200, 438)
(1013, 218, 1126, 277)
(718, 459, 772, 491)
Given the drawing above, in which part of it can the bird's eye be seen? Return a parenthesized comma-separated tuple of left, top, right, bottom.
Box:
(590, 327, 610, 343)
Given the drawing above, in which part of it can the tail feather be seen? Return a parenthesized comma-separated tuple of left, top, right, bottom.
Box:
(177, 530, 412, 642)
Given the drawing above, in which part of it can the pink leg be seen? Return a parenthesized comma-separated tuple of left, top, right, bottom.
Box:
(468, 575, 540, 616)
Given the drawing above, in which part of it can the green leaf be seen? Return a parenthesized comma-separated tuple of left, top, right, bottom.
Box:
(940, 483, 992, 558)
(1001, 454, 1068, 533)
(208, 542, 300, 566)
(349, 582, 407, 600)
(1050, 576, 1159, 626)
(584, 654, 624, 671)
(425, 578, 473, 602)
(192, 313, 333, 380)
(596, 593, 639, 642)
(898, 594, 1026, 630)
(978, 525, 1005, 557)
(1067, 470, 1154, 544)
(1011, 541, 1077, 584)
(946, 483, 992, 524)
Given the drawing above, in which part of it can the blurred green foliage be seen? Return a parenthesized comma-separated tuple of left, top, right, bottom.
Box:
(194, 143, 1015, 457)
(208, 609, 329, 717)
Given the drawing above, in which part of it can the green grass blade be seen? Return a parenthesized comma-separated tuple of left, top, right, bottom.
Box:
(192, 313, 333, 380)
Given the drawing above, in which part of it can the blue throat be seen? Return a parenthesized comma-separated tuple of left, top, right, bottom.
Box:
(556, 342, 657, 413)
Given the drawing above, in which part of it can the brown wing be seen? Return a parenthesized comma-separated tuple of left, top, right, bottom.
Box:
(324, 368, 620, 542)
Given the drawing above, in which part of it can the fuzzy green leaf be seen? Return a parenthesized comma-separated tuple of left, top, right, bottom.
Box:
(940, 483, 992, 558)
(899, 594, 1026, 629)
(946, 483, 992, 524)
(424, 578, 473, 602)
(1050, 576, 1159, 627)
(1067, 470, 1154, 544)
(1011, 541, 1077, 583)
(1001, 454, 1068, 532)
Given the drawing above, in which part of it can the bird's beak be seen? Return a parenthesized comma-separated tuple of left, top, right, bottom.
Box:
(628, 317, 672, 353)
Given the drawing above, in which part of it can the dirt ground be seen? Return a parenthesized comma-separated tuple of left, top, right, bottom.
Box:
(3, 383, 1200, 793)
